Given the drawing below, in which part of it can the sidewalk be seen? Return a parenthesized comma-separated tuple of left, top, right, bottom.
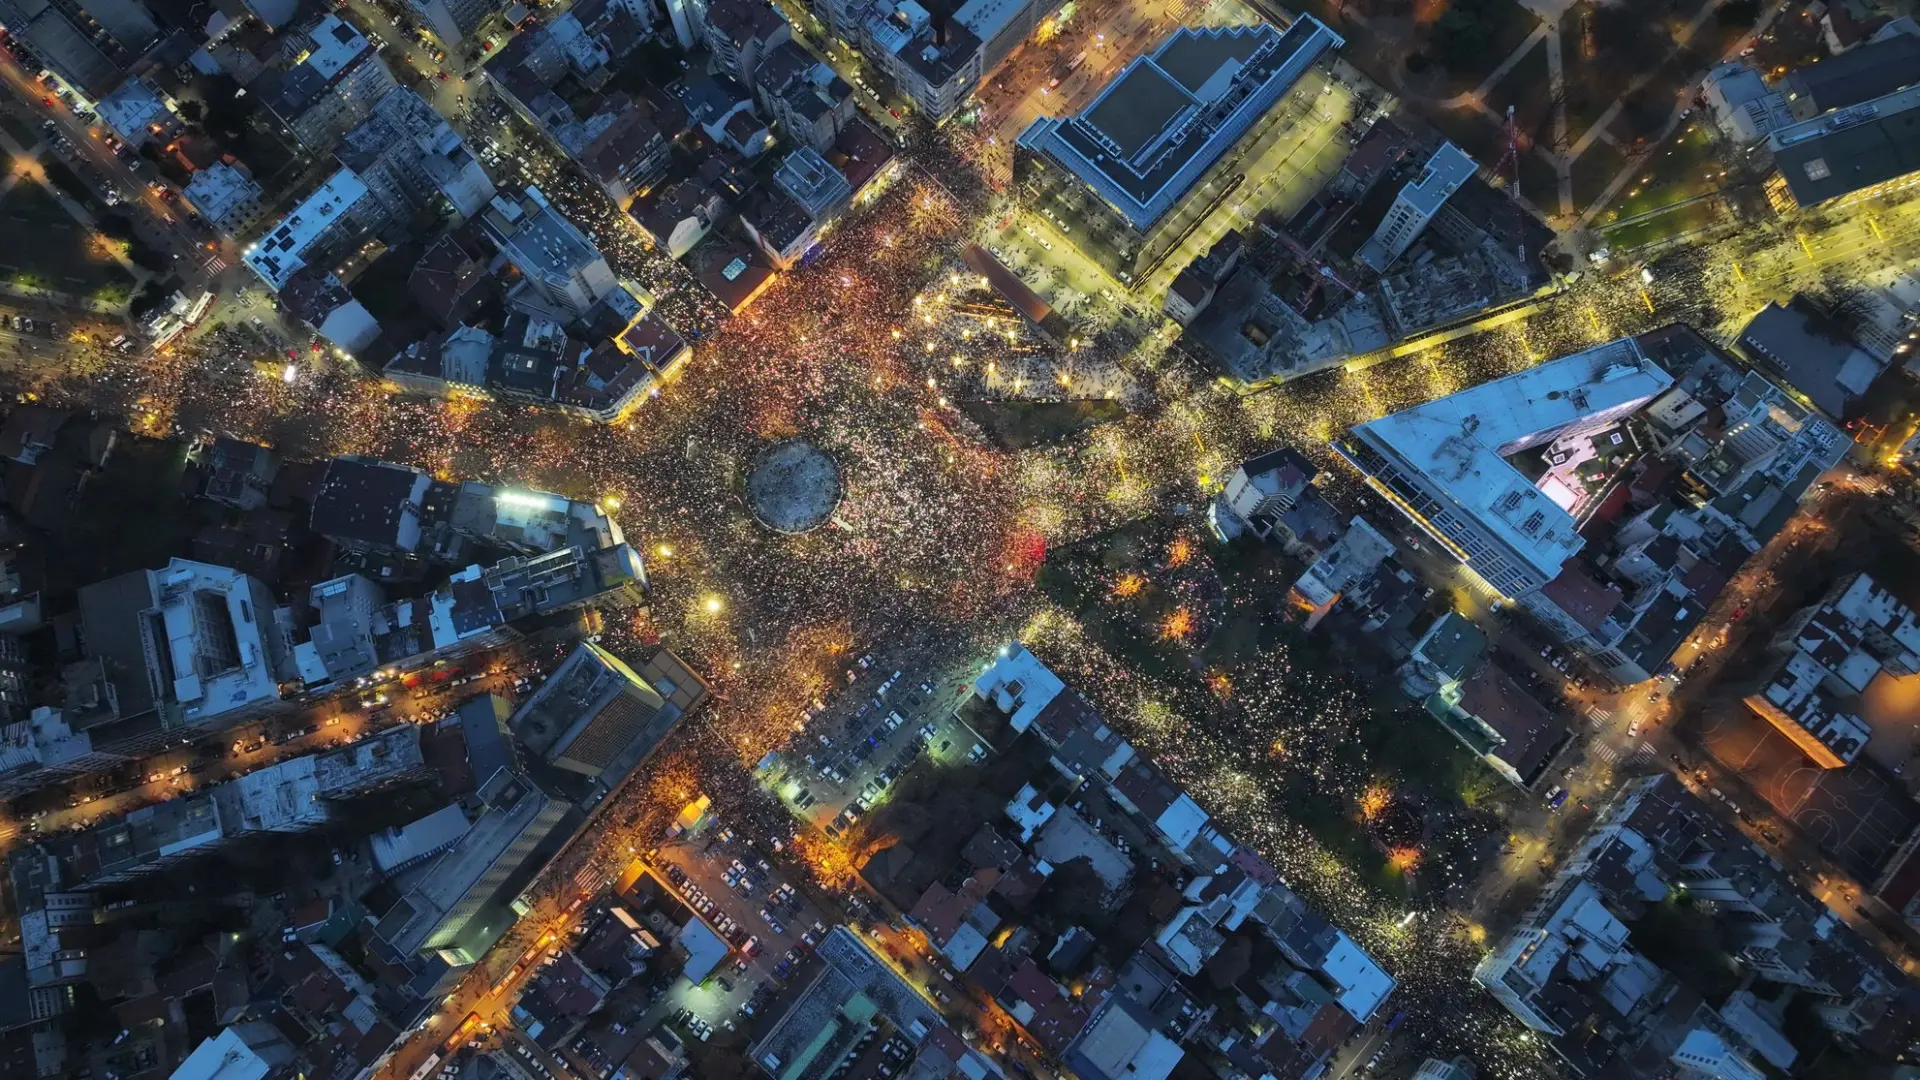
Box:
(1574, 0, 1790, 231)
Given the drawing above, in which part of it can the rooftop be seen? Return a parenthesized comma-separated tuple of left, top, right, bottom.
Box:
(753, 926, 945, 1075)
(1453, 666, 1567, 784)
(482, 188, 608, 286)
(1017, 18, 1342, 229)
(1735, 298, 1887, 420)
(1767, 82, 1920, 207)
(507, 641, 673, 772)
(1782, 30, 1920, 115)
(260, 16, 377, 124)
(1349, 336, 1674, 582)
(310, 457, 432, 551)
(170, 1025, 286, 1080)
(243, 169, 369, 290)
(1392, 141, 1477, 217)
(971, 643, 1066, 734)
(1065, 995, 1183, 1080)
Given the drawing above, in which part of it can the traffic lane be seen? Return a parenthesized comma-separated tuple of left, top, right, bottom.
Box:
(0, 58, 215, 265)
(3, 667, 522, 843)
(338, 0, 474, 110)
(1325, 1022, 1392, 1080)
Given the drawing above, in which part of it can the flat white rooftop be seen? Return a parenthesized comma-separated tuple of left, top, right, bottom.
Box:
(305, 15, 373, 81)
(244, 168, 368, 290)
(1353, 337, 1673, 581)
(1397, 141, 1477, 217)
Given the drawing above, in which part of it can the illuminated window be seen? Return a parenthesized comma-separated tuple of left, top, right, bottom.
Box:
(1804, 158, 1831, 181)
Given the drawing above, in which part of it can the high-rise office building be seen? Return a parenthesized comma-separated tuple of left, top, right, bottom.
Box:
(337, 87, 497, 225)
(243, 169, 383, 291)
(370, 767, 570, 962)
(74, 558, 298, 755)
(1015, 19, 1343, 282)
(0, 0, 157, 97)
(507, 643, 690, 788)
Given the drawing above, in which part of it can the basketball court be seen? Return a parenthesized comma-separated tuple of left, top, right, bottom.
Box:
(1699, 705, 1919, 878)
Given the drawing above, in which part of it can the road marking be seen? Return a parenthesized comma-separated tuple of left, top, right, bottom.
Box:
(1591, 742, 1620, 765)
(1586, 707, 1613, 728)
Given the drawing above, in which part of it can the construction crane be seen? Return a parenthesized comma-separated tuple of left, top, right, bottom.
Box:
(1260, 221, 1364, 314)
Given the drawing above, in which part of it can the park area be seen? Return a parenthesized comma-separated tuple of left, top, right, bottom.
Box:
(1301, 0, 1775, 222)
(1589, 120, 1733, 250)
(0, 181, 136, 306)
(1034, 518, 1511, 899)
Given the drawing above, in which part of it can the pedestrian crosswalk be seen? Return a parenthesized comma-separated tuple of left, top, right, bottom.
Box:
(1586, 706, 1613, 729)
(202, 255, 228, 276)
(1589, 740, 1657, 769)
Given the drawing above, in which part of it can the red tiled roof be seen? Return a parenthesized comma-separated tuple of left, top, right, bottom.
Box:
(1539, 567, 1623, 632)
(1456, 667, 1565, 782)
(1299, 1000, 1357, 1056)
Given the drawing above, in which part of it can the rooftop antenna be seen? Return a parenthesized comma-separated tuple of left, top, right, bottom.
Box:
(1494, 105, 1528, 280)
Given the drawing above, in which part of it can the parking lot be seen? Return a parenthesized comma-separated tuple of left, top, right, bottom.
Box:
(647, 824, 832, 1042)
(760, 650, 990, 838)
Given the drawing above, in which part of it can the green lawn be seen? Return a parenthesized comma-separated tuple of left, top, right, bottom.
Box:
(1601, 198, 1724, 250)
(1570, 138, 1629, 215)
(0, 181, 133, 297)
(1428, 0, 1546, 96)
(1559, 4, 1618, 143)
(0, 114, 39, 149)
(1484, 37, 1553, 143)
(1517, 152, 1562, 215)
(1593, 121, 1725, 224)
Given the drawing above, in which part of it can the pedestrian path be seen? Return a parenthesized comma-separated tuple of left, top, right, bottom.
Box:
(1411, 0, 1790, 233)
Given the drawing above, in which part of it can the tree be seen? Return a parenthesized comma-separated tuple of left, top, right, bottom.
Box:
(1590, 4, 1657, 61)
(1037, 856, 1110, 930)
(1429, 0, 1502, 73)
(1203, 933, 1253, 989)
(1717, 0, 1761, 27)
(177, 100, 206, 123)
(130, 280, 169, 318)
(858, 797, 933, 848)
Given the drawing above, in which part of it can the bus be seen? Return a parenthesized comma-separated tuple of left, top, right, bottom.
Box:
(406, 1053, 442, 1080)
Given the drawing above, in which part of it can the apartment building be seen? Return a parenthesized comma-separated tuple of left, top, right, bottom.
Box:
(259, 16, 397, 151)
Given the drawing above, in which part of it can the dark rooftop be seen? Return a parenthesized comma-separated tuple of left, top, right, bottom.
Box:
(1783, 32, 1920, 114)
(310, 458, 422, 548)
